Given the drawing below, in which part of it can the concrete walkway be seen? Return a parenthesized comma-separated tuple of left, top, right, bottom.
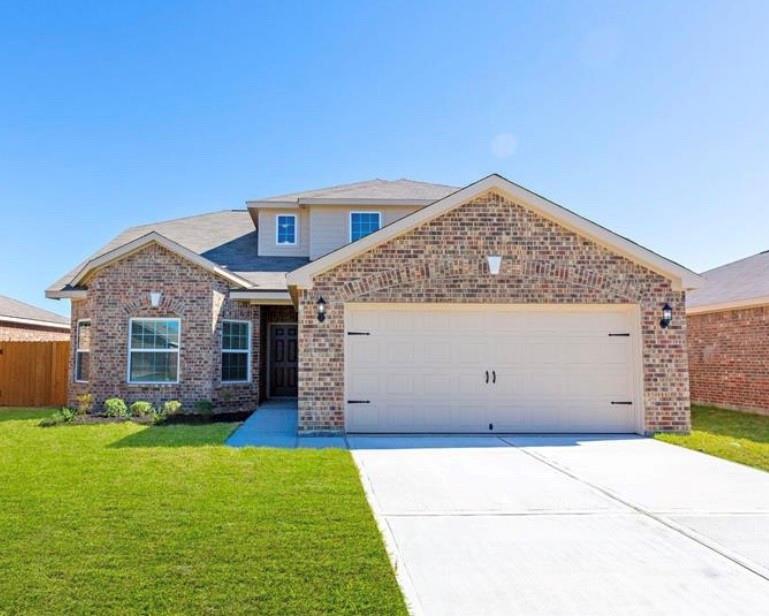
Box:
(226, 400, 346, 449)
(351, 434, 769, 616)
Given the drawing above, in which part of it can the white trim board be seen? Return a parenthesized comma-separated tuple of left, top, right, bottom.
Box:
(287, 174, 703, 292)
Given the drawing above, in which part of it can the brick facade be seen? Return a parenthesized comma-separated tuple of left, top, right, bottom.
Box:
(298, 190, 690, 434)
(688, 306, 769, 415)
(70, 243, 262, 413)
(0, 323, 69, 341)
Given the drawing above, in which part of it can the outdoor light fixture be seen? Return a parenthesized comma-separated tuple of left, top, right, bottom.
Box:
(487, 255, 502, 275)
(149, 291, 162, 308)
(660, 303, 673, 329)
(316, 297, 327, 322)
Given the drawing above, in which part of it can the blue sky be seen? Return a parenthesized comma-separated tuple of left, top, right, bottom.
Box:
(2, 1, 768, 317)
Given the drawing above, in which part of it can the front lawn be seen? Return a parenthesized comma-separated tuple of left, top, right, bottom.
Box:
(0, 408, 406, 615)
(656, 405, 769, 472)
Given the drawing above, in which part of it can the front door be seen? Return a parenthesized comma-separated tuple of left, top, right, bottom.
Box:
(269, 323, 298, 397)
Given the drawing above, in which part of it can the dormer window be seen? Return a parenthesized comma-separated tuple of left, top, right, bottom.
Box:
(276, 214, 297, 245)
(350, 212, 381, 242)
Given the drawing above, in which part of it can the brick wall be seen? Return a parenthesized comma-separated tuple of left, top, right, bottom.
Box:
(70, 243, 261, 413)
(298, 190, 690, 434)
(0, 323, 69, 341)
(688, 306, 769, 415)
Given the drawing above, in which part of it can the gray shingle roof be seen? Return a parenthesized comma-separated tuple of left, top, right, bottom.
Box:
(687, 250, 769, 310)
(0, 294, 69, 326)
(48, 210, 308, 292)
(254, 178, 458, 203)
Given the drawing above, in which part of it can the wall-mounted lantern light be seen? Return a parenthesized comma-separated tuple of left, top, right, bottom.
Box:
(487, 255, 502, 275)
(660, 303, 673, 329)
(149, 291, 162, 307)
(316, 297, 327, 322)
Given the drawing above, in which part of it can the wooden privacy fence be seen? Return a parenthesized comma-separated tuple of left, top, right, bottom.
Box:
(0, 341, 69, 407)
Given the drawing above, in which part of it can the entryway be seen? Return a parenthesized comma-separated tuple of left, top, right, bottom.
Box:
(268, 322, 298, 398)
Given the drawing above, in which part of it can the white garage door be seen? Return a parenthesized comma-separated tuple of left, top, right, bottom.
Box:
(345, 304, 641, 433)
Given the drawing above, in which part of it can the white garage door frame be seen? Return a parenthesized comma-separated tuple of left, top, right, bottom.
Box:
(343, 303, 645, 434)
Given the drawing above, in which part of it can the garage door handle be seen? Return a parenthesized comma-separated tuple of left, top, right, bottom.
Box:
(485, 370, 489, 384)
(611, 401, 633, 405)
(492, 370, 496, 383)
(347, 400, 370, 404)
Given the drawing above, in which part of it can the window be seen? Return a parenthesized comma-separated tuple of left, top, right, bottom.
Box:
(128, 318, 180, 384)
(222, 320, 251, 383)
(276, 214, 297, 245)
(350, 212, 381, 242)
(75, 320, 91, 382)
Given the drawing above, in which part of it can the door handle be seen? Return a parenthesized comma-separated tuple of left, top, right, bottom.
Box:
(485, 370, 489, 384)
(492, 370, 496, 384)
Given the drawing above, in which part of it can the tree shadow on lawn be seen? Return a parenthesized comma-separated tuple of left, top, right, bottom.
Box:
(0, 407, 56, 422)
(691, 406, 769, 445)
(108, 422, 241, 448)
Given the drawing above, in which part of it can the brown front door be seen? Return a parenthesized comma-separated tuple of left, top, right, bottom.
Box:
(269, 323, 298, 397)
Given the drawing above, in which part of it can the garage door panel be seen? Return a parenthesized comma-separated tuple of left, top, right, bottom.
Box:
(346, 305, 639, 433)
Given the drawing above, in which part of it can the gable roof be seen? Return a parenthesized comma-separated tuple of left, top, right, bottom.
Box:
(46, 210, 309, 298)
(247, 178, 458, 207)
(287, 174, 703, 291)
(687, 250, 769, 314)
(0, 294, 69, 329)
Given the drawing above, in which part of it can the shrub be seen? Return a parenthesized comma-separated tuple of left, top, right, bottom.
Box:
(129, 401, 154, 417)
(39, 407, 76, 427)
(104, 397, 129, 418)
(75, 393, 94, 415)
(194, 399, 214, 415)
(163, 400, 182, 416)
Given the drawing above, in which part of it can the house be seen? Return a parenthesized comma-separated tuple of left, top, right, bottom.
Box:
(0, 294, 69, 341)
(47, 174, 702, 434)
(687, 251, 769, 415)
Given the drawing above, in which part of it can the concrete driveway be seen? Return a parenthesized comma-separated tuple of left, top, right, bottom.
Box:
(349, 435, 769, 616)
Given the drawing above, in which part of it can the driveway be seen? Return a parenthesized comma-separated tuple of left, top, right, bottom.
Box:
(349, 435, 769, 616)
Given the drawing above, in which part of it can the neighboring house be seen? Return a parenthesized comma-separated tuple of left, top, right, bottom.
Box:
(687, 251, 769, 415)
(47, 174, 703, 434)
(0, 294, 69, 341)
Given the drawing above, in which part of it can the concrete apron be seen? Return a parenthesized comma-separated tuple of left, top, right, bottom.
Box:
(350, 435, 769, 616)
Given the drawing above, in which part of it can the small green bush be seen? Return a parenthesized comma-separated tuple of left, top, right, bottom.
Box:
(75, 393, 94, 415)
(39, 407, 76, 427)
(163, 400, 182, 416)
(129, 401, 154, 417)
(194, 399, 214, 415)
(104, 397, 129, 418)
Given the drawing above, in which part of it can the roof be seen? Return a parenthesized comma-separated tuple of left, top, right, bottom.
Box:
(288, 174, 704, 292)
(0, 294, 69, 329)
(47, 211, 309, 297)
(687, 250, 769, 314)
(248, 178, 458, 207)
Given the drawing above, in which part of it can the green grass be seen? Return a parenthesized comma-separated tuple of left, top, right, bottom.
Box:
(656, 405, 769, 472)
(0, 408, 406, 615)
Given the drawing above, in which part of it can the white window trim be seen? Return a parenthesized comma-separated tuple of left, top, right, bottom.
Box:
(275, 214, 298, 246)
(221, 319, 252, 384)
(75, 319, 91, 383)
(349, 211, 382, 243)
(127, 317, 181, 385)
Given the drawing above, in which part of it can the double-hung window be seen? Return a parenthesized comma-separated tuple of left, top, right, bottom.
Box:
(222, 320, 251, 383)
(276, 214, 297, 245)
(75, 320, 91, 382)
(349, 212, 381, 242)
(128, 318, 180, 384)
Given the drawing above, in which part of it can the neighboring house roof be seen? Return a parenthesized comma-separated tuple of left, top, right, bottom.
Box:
(46, 210, 309, 298)
(287, 174, 704, 292)
(0, 294, 69, 329)
(247, 178, 458, 207)
(687, 250, 769, 314)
